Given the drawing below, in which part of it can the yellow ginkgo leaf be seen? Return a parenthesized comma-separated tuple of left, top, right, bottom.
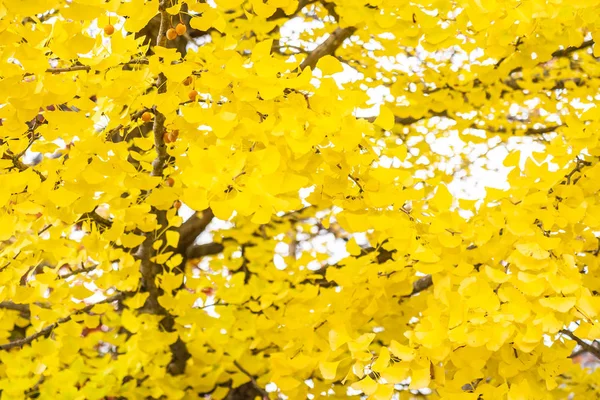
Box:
(319, 360, 340, 380)
(539, 296, 576, 313)
(351, 376, 378, 395)
(316, 55, 344, 75)
(374, 105, 395, 131)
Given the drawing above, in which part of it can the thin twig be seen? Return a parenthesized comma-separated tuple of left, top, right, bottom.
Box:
(233, 360, 269, 399)
(0, 293, 124, 351)
(59, 265, 98, 279)
(348, 174, 364, 193)
(551, 40, 594, 58)
(46, 65, 91, 73)
(560, 329, 600, 360)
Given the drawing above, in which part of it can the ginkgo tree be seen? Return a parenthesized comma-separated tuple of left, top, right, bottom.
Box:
(2, 0, 600, 398)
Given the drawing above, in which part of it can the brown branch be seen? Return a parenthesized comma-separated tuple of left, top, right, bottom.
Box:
(22, 10, 59, 24)
(186, 242, 225, 259)
(79, 210, 112, 229)
(551, 40, 594, 58)
(233, 360, 269, 399)
(300, 27, 357, 71)
(470, 123, 562, 136)
(364, 110, 450, 127)
(46, 65, 91, 73)
(0, 300, 52, 317)
(135, 0, 171, 314)
(3, 151, 47, 182)
(177, 209, 215, 255)
(0, 302, 30, 314)
(320, 0, 340, 21)
(131, 1, 192, 377)
(560, 329, 600, 360)
(524, 125, 562, 135)
(348, 174, 364, 193)
(105, 107, 151, 141)
(0, 293, 124, 351)
(408, 275, 433, 296)
(59, 265, 98, 279)
(46, 59, 150, 75)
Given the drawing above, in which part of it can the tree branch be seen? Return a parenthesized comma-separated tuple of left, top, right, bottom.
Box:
(177, 208, 215, 255)
(186, 242, 225, 259)
(233, 360, 269, 399)
(475, 123, 562, 136)
(0, 294, 124, 351)
(407, 275, 433, 296)
(0, 301, 30, 314)
(300, 27, 357, 71)
(135, 0, 171, 314)
(46, 65, 91, 73)
(560, 329, 600, 360)
(46, 59, 150, 75)
(363, 110, 449, 127)
(131, 0, 192, 377)
(79, 210, 112, 229)
(551, 40, 594, 58)
(59, 265, 98, 279)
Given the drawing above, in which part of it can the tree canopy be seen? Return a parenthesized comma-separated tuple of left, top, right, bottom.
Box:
(2, 0, 600, 399)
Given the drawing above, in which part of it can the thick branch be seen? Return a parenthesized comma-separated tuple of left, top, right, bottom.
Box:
(300, 27, 357, 71)
(0, 302, 30, 314)
(0, 294, 123, 351)
(132, 1, 192, 377)
(177, 209, 215, 255)
(186, 242, 225, 259)
(136, 1, 171, 314)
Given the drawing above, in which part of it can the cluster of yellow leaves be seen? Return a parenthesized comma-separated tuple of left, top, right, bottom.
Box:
(3, 0, 600, 399)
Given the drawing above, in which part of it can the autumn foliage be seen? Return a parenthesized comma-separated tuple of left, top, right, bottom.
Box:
(2, 0, 600, 399)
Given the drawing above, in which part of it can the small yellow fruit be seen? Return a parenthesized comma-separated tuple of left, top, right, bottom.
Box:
(188, 90, 198, 101)
(104, 24, 115, 36)
(141, 112, 152, 122)
(163, 131, 178, 143)
(175, 23, 187, 36)
(166, 28, 178, 41)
